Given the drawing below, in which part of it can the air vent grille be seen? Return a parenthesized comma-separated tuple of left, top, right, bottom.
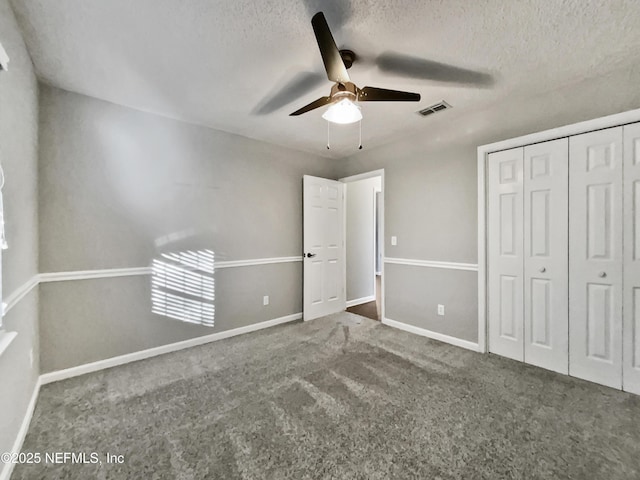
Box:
(418, 101, 452, 117)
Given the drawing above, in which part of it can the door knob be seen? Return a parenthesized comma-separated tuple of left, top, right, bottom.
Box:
(599, 271, 606, 278)
(539, 267, 546, 273)
(305, 253, 317, 258)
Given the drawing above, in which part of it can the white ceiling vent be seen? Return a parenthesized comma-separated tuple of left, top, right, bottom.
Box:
(418, 101, 451, 117)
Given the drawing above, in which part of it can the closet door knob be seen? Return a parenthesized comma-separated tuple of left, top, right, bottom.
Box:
(539, 267, 546, 273)
(599, 271, 607, 278)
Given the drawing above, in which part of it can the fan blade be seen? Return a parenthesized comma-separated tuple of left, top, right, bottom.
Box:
(358, 86, 420, 102)
(376, 52, 494, 87)
(302, 0, 352, 32)
(253, 72, 325, 115)
(311, 12, 350, 84)
(290, 96, 332, 116)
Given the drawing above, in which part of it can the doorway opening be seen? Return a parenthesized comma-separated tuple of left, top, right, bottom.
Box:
(341, 170, 384, 321)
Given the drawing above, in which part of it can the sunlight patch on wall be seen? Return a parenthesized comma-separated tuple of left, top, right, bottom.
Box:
(151, 249, 215, 327)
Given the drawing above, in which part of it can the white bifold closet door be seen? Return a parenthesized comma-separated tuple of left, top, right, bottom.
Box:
(488, 148, 525, 361)
(488, 140, 569, 370)
(569, 127, 623, 389)
(523, 139, 569, 374)
(623, 123, 640, 395)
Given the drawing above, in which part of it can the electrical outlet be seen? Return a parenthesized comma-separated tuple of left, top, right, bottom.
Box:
(437, 304, 445, 316)
(263, 295, 269, 306)
(391, 236, 397, 246)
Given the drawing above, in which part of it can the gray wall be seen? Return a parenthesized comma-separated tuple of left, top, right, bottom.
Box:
(337, 64, 640, 344)
(40, 263, 301, 372)
(385, 264, 478, 342)
(0, 0, 40, 465)
(38, 86, 338, 372)
(340, 141, 479, 341)
(345, 176, 381, 302)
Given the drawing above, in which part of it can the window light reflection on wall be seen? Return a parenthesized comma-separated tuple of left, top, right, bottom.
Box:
(151, 249, 215, 327)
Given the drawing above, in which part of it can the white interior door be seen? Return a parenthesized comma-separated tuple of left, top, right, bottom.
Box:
(488, 147, 525, 361)
(303, 175, 345, 321)
(523, 139, 569, 374)
(569, 127, 623, 389)
(623, 122, 640, 394)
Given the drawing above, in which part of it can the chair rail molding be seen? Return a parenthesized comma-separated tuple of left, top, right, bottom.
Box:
(384, 257, 478, 272)
(3, 275, 39, 316)
(3, 256, 304, 314)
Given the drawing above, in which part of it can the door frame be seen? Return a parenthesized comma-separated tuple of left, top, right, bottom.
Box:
(477, 107, 640, 354)
(302, 175, 346, 321)
(339, 169, 385, 320)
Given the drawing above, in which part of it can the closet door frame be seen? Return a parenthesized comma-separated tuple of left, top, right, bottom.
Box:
(623, 123, 640, 395)
(478, 107, 640, 356)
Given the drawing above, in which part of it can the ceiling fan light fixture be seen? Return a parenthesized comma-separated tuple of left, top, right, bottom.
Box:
(322, 98, 362, 124)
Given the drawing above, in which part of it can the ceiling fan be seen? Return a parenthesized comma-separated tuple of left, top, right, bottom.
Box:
(289, 12, 420, 123)
(253, 8, 494, 122)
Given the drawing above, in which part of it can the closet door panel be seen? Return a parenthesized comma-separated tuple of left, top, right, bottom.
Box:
(523, 138, 569, 374)
(623, 122, 640, 394)
(488, 148, 524, 361)
(569, 127, 623, 389)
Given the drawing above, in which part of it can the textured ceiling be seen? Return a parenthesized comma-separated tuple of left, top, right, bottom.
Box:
(10, 0, 640, 159)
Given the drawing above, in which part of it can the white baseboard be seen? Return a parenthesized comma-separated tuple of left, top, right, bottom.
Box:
(346, 295, 376, 308)
(0, 377, 41, 480)
(3, 313, 301, 478)
(40, 312, 302, 385)
(382, 317, 481, 352)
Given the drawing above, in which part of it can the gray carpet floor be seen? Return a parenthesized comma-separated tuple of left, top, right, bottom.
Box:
(14, 313, 640, 479)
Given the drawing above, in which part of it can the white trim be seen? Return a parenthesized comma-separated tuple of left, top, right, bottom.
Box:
(382, 317, 481, 352)
(0, 257, 303, 313)
(346, 295, 376, 308)
(384, 257, 478, 272)
(341, 169, 386, 321)
(37, 257, 303, 283)
(0, 330, 17, 357)
(40, 312, 302, 385)
(0, 378, 41, 480)
(477, 147, 487, 353)
(2, 310, 302, 475)
(371, 187, 379, 304)
(215, 256, 302, 269)
(343, 182, 348, 312)
(339, 169, 385, 183)
(479, 108, 640, 155)
(477, 108, 640, 356)
(39, 267, 150, 283)
(3, 275, 39, 315)
(381, 173, 386, 322)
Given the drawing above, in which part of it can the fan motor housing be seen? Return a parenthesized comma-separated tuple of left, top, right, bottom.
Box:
(339, 49, 356, 69)
(330, 81, 357, 102)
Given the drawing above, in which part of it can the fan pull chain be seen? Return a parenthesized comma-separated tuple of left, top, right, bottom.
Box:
(325, 119, 364, 151)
